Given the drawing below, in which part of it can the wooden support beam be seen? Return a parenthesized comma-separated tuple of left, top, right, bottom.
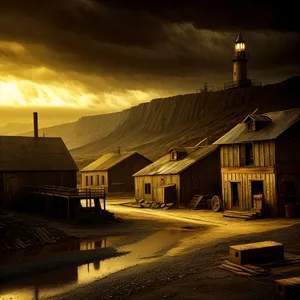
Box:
(221, 167, 275, 174)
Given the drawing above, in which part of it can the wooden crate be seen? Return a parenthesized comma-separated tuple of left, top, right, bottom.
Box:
(229, 241, 284, 265)
(275, 277, 300, 300)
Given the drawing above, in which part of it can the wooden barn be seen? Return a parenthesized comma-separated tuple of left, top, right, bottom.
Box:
(81, 150, 152, 193)
(133, 145, 221, 205)
(0, 135, 78, 208)
(213, 108, 300, 217)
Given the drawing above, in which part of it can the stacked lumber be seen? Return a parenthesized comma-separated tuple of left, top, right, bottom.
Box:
(223, 210, 257, 219)
(220, 260, 270, 276)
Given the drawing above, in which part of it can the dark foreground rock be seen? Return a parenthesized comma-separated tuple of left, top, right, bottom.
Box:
(0, 210, 71, 252)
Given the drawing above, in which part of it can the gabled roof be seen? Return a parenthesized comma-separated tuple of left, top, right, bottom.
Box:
(81, 151, 151, 172)
(133, 145, 218, 176)
(168, 147, 187, 153)
(214, 108, 300, 145)
(0, 136, 78, 171)
(243, 114, 272, 123)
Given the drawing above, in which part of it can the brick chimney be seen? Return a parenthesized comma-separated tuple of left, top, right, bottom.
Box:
(118, 147, 121, 154)
(33, 112, 38, 138)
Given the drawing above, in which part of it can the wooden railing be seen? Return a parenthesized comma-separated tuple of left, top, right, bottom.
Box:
(21, 185, 106, 198)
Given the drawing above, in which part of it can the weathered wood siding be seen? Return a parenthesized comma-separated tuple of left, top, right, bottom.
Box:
(108, 154, 151, 193)
(180, 148, 221, 205)
(81, 154, 151, 193)
(220, 141, 275, 168)
(2, 171, 77, 208)
(81, 171, 108, 192)
(134, 175, 180, 203)
(221, 171, 277, 216)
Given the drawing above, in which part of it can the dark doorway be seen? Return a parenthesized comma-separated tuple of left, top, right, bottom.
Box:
(251, 181, 264, 207)
(284, 181, 296, 204)
(231, 182, 239, 208)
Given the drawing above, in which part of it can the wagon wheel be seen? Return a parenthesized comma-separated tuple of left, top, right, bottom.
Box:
(211, 195, 222, 212)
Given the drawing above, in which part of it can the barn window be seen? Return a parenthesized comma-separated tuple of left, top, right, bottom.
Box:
(246, 120, 255, 131)
(90, 176, 94, 186)
(96, 175, 100, 185)
(101, 175, 105, 185)
(245, 143, 254, 166)
(170, 151, 177, 161)
(85, 176, 89, 186)
(145, 183, 151, 194)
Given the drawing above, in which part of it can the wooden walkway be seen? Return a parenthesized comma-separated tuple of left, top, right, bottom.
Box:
(21, 185, 107, 221)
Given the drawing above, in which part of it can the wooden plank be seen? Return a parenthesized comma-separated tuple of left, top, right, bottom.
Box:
(233, 144, 239, 167)
(254, 143, 260, 167)
(224, 145, 229, 167)
(228, 145, 234, 167)
(221, 167, 275, 174)
(223, 260, 268, 275)
(264, 141, 270, 167)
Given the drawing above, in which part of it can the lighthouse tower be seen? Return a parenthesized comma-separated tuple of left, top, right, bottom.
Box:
(232, 32, 249, 86)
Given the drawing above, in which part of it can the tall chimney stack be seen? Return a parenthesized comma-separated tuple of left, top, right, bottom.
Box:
(33, 112, 38, 138)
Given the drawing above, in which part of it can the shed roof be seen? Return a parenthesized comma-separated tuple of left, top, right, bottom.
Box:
(243, 114, 272, 123)
(81, 151, 151, 172)
(133, 145, 218, 176)
(0, 136, 78, 171)
(214, 108, 300, 145)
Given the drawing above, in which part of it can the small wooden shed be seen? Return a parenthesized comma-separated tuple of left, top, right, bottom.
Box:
(133, 145, 221, 205)
(213, 108, 300, 217)
(81, 151, 152, 193)
(0, 136, 78, 208)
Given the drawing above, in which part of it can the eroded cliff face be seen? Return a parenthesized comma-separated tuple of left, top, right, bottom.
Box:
(71, 76, 300, 161)
(18, 76, 300, 163)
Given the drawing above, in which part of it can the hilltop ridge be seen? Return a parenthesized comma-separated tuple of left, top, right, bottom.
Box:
(18, 76, 300, 165)
(70, 76, 300, 161)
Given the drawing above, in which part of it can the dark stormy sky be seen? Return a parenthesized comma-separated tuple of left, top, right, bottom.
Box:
(0, 0, 299, 126)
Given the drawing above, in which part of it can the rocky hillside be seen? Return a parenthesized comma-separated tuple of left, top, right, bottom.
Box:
(19, 76, 300, 166)
(71, 76, 300, 162)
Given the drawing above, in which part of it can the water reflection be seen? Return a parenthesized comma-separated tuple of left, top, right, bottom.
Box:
(1, 228, 197, 300)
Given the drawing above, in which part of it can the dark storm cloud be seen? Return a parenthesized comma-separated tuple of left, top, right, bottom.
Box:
(0, 0, 299, 92)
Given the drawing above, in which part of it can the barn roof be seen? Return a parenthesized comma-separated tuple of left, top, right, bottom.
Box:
(213, 108, 300, 145)
(0, 136, 78, 171)
(133, 145, 218, 176)
(81, 151, 151, 172)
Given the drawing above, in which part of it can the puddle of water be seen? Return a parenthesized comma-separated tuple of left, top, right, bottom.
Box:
(0, 228, 198, 300)
(0, 236, 125, 266)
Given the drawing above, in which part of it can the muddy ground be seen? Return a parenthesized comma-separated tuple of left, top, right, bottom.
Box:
(1, 198, 300, 300)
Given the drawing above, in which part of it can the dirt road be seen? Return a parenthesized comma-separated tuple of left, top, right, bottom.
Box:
(2, 199, 300, 300)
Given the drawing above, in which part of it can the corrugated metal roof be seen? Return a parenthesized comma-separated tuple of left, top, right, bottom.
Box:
(0, 136, 78, 171)
(214, 108, 300, 145)
(133, 145, 218, 176)
(81, 152, 149, 172)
